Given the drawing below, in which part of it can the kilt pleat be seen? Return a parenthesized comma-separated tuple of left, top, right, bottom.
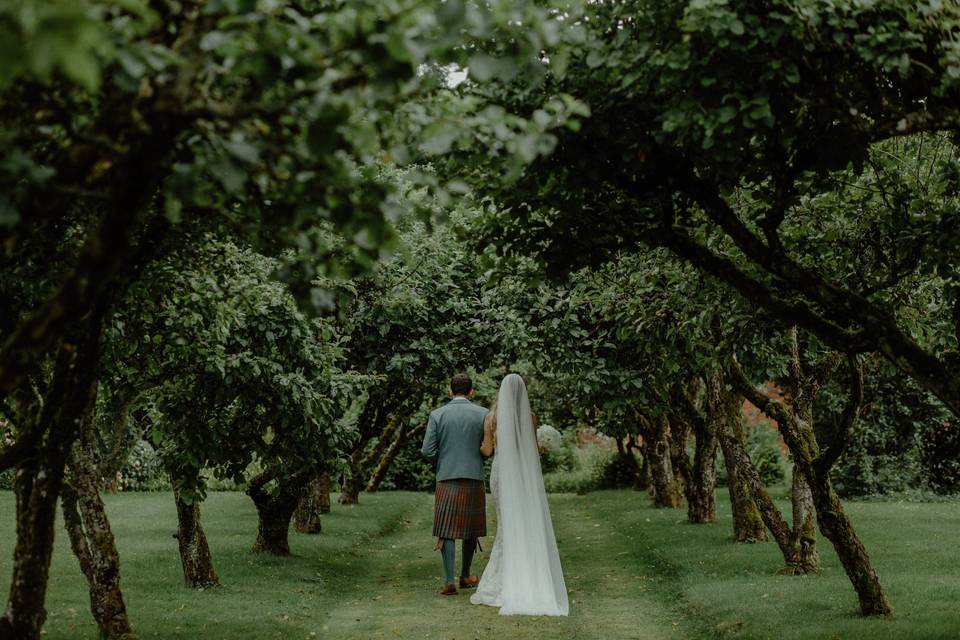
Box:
(433, 479, 486, 539)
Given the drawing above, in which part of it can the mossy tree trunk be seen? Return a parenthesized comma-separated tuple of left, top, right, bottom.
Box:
(318, 473, 331, 514)
(668, 414, 691, 500)
(338, 398, 390, 505)
(367, 422, 426, 492)
(634, 439, 652, 491)
(247, 469, 309, 555)
(293, 476, 324, 534)
(789, 465, 820, 573)
(806, 463, 892, 615)
(173, 491, 219, 588)
(61, 415, 134, 639)
(337, 449, 366, 506)
(672, 380, 718, 524)
(643, 414, 684, 508)
(1, 314, 106, 640)
(715, 409, 812, 571)
(340, 389, 421, 504)
(708, 371, 767, 542)
(686, 432, 718, 523)
(729, 329, 892, 615)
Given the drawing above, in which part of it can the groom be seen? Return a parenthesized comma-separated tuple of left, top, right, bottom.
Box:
(421, 373, 489, 595)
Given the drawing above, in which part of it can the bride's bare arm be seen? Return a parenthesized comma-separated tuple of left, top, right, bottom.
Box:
(480, 412, 495, 457)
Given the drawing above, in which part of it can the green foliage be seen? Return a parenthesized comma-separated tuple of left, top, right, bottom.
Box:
(0, 0, 583, 512)
(467, 0, 960, 429)
(0, 0, 111, 92)
(599, 453, 642, 490)
(833, 441, 925, 498)
(920, 422, 960, 494)
(110, 236, 352, 499)
(539, 442, 575, 475)
(0, 468, 12, 490)
(542, 446, 616, 494)
(115, 440, 168, 492)
(377, 439, 435, 492)
(820, 357, 954, 496)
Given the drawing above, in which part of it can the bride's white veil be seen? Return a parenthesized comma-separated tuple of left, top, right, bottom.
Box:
(494, 373, 568, 616)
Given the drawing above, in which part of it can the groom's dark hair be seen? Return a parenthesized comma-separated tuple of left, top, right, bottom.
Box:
(450, 373, 472, 396)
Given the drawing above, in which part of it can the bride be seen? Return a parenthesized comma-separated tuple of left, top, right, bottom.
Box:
(470, 373, 569, 616)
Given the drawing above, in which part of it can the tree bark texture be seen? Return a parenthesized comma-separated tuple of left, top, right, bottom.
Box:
(668, 415, 691, 501)
(1, 315, 105, 640)
(247, 470, 308, 555)
(729, 339, 892, 615)
(293, 476, 324, 534)
(174, 492, 219, 588)
(715, 408, 814, 572)
(338, 398, 389, 505)
(340, 388, 420, 503)
(366, 422, 425, 493)
(789, 465, 821, 574)
(646, 414, 684, 508)
(685, 418, 718, 524)
(337, 450, 365, 506)
(61, 421, 135, 639)
(318, 473, 331, 514)
(806, 465, 892, 615)
(670, 379, 719, 523)
(708, 373, 767, 542)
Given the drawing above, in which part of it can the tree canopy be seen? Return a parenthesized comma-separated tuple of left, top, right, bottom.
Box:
(3, 0, 960, 637)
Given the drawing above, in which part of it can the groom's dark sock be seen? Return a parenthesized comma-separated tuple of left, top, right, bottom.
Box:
(461, 538, 477, 577)
(441, 538, 456, 585)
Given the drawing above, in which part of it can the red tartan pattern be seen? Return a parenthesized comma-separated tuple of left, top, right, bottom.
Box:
(433, 479, 486, 539)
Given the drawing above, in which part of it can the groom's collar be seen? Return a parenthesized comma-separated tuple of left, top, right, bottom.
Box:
(449, 397, 470, 403)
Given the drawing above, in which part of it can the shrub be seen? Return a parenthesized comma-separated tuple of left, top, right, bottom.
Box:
(832, 441, 924, 496)
(378, 438, 435, 492)
(816, 357, 956, 496)
(116, 440, 169, 491)
(540, 441, 575, 474)
(543, 446, 616, 494)
(920, 420, 960, 494)
(599, 452, 641, 489)
(0, 467, 13, 490)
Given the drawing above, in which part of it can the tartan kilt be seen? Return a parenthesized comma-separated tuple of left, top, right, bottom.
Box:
(433, 479, 486, 539)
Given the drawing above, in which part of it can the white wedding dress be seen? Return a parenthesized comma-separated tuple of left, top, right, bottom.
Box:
(470, 374, 569, 616)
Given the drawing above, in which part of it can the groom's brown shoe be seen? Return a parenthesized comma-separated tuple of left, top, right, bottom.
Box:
(439, 583, 458, 596)
(459, 576, 480, 589)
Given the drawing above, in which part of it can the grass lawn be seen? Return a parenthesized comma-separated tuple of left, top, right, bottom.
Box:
(1, 489, 959, 639)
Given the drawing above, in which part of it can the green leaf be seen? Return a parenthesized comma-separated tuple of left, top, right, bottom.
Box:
(0, 195, 18, 227)
(419, 121, 459, 155)
(585, 49, 605, 69)
(223, 139, 261, 165)
(60, 51, 101, 92)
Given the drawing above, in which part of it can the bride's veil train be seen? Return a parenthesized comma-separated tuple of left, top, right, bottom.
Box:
(470, 373, 569, 616)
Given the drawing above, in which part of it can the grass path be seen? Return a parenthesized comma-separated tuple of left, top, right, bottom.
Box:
(318, 492, 689, 640)
(0, 491, 690, 640)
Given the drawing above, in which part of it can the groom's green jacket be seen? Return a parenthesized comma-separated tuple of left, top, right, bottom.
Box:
(421, 397, 488, 482)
